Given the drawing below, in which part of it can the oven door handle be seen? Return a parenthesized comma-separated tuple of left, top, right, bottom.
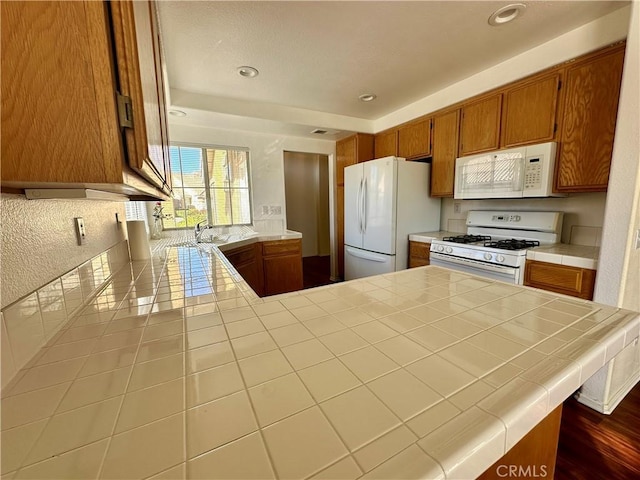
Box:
(430, 252, 518, 275)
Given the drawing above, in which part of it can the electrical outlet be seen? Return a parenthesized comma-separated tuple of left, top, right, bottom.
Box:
(270, 205, 282, 215)
(74, 217, 87, 245)
(261, 205, 270, 215)
(454, 202, 461, 214)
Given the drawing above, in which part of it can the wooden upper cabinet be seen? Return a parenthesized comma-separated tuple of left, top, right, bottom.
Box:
(459, 93, 502, 156)
(335, 133, 373, 185)
(398, 118, 432, 159)
(335, 136, 353, 186)
(0, 0, 170, 199)
(501, 73, 561, 148)
(111, 0, 171, 192)
(555, 45, 625, 192)
(374, 129, 398, 158)
(430, 109, 460, 197)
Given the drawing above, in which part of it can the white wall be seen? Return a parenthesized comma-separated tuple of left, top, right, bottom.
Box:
(441, 194, 608, 246)
(595, 0, 640, 311)
(1, 194, 126, 308)
(168, 123, 335, 233)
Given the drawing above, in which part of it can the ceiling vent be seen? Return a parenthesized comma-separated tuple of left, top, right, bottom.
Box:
(311, 129, 328, 135)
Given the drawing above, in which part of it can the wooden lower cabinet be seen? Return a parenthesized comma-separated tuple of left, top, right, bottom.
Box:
(223, 239, 303, 297)
(408, 241, 430, 268)
(477, 405, 562, 480)
(524, 259, 596, 300)
(223, 243, 264, 297)
(262, 239, 303, 296)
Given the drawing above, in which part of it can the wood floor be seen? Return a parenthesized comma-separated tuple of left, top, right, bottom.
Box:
(302, 255, 333, 289)
(555, 382, 640, 479)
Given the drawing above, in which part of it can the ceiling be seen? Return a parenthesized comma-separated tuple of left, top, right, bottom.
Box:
(158, 1, 629, 139)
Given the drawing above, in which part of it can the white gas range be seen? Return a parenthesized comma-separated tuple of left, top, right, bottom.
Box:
(429, 211, 564, 285)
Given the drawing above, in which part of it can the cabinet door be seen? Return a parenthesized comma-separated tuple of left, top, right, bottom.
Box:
(524, 260, 595, 300)
(501, 73, 560, 148)
(263, 254, 303, 296)
(555, 47, 625, 192)
(408, 241, 430, 268)
(430, 109, 460, 197)
(355, 133, 375, 163)
(1, 1, 123, 184)
(398, 118, 431, 159)
(224, 244, 264, 296)
(111, 0, 170, 192)
(459, 94, 502, 156)
(336, 135, 356, 185)
(374, 129, 398, 158)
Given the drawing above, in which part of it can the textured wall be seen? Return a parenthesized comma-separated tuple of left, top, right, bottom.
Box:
(1, 193, 127, 308)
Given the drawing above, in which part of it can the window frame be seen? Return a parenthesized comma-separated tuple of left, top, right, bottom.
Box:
(165, 142, 253, 229)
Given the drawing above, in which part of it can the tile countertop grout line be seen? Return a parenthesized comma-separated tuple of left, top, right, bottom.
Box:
(187, 242, 446, 479)
(3, 238, 638, 480)
(175, 242, 429, 478)
(9, 264, 145, 476)
(93, 257, 165, 480)
(184, 242, 442, 479)
(1, 254, 134, 396)
(199, 263, 282, 480)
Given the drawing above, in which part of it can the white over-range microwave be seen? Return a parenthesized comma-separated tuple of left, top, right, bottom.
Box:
(454, 142, 566, 199)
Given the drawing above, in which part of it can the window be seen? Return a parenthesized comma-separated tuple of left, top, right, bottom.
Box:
(161, 145, 252, 229)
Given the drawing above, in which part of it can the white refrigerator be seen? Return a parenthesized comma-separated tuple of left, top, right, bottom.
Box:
(344, 156, 441, 280)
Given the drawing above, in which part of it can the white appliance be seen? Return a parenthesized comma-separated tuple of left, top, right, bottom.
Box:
(429, 211, 563, 284)
(454, 142, 565, 199)
(344, 156, 441, 280)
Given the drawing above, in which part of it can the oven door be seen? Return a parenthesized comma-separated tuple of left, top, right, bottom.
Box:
(430, 252, 521, 284)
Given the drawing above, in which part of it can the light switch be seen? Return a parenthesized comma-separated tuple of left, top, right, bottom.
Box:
(75, 217, 87, 245)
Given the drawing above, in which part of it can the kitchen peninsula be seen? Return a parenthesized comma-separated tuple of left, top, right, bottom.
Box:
(1, 242, 638, 479)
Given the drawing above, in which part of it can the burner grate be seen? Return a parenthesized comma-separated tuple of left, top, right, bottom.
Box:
(484, 239, 540, 251)
(442, 235, 492, 244)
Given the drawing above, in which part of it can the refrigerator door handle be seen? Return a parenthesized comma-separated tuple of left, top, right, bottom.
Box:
(357, 178, 363, 233)
(362, 177, 368, 233)
(345, 246, 388, 263)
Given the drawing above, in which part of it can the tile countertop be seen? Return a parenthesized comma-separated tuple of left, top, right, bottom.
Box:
(408, 231, 461, 243)
(526, 244, 600, 270)
(2, 243, 638, 479)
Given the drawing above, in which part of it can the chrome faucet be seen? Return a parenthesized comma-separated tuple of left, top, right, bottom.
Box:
(194, 221, 213, 243)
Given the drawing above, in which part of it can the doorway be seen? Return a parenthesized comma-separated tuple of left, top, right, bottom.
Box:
(283, 151, 332, 288)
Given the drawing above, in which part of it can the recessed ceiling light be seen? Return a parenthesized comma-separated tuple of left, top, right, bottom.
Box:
(488, 3, 526, 26)
(359, 93, 377, 102)
(237, 66, 259, 78)
(169, 110, 187, 117)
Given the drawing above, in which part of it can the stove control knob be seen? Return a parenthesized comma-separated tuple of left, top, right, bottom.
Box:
(437, 245, 445, 252)
(483, 252, 493, 261)
(445, 246, 453, 254)
(496, 255, 505, 263)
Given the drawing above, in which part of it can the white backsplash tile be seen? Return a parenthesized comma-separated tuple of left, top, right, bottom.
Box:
(1, 241, 130, 391)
